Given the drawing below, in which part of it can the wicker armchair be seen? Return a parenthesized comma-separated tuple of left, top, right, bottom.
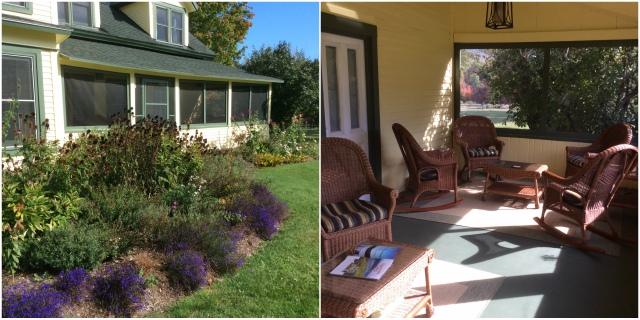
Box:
(565, 123, 633, 177)
(534, 144, 638, 253)
(392, 123, 460, 212)
(453, 116, 505, 181)
(321, 137, 399, 261)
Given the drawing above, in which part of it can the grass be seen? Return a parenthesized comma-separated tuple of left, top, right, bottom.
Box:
(160, 160, 319, 317)
(460, 109, 529, 130)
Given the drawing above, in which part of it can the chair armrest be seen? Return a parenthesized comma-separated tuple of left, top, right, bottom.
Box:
(494, 139, 505, 152)
(566, 145, 596, 156)
(543, 170, 568, 184)
(369, 180, 398, 216)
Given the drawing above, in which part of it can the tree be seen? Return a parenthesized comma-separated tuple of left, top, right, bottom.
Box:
(189, 2, 254, 66)
(483, 46, 638, 134)
(242, 42, 319, 125)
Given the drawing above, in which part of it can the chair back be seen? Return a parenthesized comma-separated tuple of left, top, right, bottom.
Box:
(321, 137, 375, 205)
(453, 116, 498, 148)
(594, 123, 633, 150)
(392, 123, 423, 176)
(572, 144, 638, 212)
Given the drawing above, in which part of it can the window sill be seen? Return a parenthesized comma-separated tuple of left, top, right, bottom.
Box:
(65, 126, 110, 133)
(496, 128, 596, 143)
(180, 123, 229, 129)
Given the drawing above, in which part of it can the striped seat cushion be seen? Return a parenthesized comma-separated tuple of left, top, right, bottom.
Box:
(567, 154, 587, 167)
(321, 199, 388, 233)
(468, 145, 499, 158)
(563, 189, 584, 207)
(420, 169, 438, 181)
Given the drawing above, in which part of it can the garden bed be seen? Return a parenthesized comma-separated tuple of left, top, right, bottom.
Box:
(1, 118, 314, 318)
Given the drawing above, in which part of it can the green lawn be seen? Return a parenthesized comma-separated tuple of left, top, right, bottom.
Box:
(160, 160, 319, 317)
(460, 108, 528, 130)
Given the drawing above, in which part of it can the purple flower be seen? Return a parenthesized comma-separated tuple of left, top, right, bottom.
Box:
(91, 263, 145, 317)
(2, 283, 66, 318)
(165, 250, 208, 292)
(228, 183, 287, 239)
(54, 267, 89, 302)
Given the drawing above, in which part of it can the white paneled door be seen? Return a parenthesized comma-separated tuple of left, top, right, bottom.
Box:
(322, 33, 368, 155)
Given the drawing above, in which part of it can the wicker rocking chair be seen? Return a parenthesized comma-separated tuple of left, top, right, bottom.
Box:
(392, 123, 461, 212)
(534, 144, 638, 253)
(453, 116, 505, 181)
(321, 137, 399, 261)
(565, 123, 633, 177)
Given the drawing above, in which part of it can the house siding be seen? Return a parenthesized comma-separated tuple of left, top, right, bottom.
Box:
(3, 1, 55, 24)
(41, 50, 60, 142)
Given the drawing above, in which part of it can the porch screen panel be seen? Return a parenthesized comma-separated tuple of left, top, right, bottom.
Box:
(347, 49, 360, 129)
(63, 67, 128, 127)
(457, 43, 638, 140)
(232, 84, 250, 122)
(205, 83, 227, 124)
(145, 80, 169, 120)
(180, 81, 204, 125)
(2, 55, 36, 146)
(325, 46, 340, 131)
(250, 85, 268, 121)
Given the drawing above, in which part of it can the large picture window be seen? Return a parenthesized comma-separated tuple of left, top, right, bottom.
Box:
(2, 54, 38, 147)
(455, 41, 638, 141)
(63, 67, 128, 127)
(180, 81, 227, 126)
(231, 84, 268, 122)
(135, 76, 175, 122)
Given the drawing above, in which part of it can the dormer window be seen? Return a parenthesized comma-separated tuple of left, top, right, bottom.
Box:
(58, 2, 93, 27)
(155, 4, 184, 45)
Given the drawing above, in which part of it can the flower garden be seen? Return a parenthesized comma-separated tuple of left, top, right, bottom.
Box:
(2, 116, 318, 317)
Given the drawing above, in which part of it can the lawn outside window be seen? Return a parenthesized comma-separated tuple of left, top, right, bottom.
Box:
(454, 40, 638, 143)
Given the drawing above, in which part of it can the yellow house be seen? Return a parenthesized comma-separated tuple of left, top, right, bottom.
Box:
(2, 1, 281, 149)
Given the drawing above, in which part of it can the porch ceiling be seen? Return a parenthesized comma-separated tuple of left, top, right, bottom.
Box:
(59, 37, 283, 83)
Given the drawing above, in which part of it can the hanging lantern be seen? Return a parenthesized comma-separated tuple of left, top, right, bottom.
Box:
(485, 2, 513, 30)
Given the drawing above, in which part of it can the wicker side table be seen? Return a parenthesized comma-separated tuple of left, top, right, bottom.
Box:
(483, 160, 548, 209)
(321, 239, 435, 318)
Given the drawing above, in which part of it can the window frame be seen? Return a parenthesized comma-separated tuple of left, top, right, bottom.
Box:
(453, 39, 638, 143)
(3, 2, 33, 15)
(57, 2, 95, 28)
(154, 3, 185, 46)
(142, 78, 171, 120)
(2, 45, 45, 151)
(61, 66, 131, 132)
(179, 80, 229, 128)
(231, 83, 270, 124)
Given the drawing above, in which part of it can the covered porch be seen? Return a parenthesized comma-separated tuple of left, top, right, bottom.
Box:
(321, 2, 637, 317)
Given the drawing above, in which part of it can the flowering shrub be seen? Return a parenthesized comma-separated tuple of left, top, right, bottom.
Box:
(157, 215, 243, 273)
(2, 282, 66, 318)
(91, 263, 146, 317)
(229, 183, 288, 239)
(164, 250, 208, 293)
(54, 267, 89, 302)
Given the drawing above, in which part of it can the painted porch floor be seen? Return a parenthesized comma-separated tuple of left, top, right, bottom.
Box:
(391, 199, 638, 317)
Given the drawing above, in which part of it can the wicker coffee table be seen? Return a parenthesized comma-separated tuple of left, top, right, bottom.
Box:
(483, 160, 548, 209)
(321, 239, 435, 318)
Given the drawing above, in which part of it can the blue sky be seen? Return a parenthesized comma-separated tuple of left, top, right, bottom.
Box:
(240, 2, 319, 62)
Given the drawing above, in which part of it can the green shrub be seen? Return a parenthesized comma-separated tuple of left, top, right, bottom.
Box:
(199, 154, 254, 199)
(22, 222, 119, 273)
(85, 185, 150, 229)
(2, 139, 84, 273)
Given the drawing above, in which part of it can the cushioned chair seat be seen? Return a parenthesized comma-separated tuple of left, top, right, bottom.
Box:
(562, 189, 584, 207)
(468, 146, 499, 158)
(420, 169, 439, 181)
(321, 199, 388, 233)
(567, 154, 587, 167)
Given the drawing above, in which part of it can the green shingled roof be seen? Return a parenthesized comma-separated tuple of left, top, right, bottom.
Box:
(60, 37, 283, 83)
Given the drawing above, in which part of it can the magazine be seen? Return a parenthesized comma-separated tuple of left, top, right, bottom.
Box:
(329, 245, 400, 280)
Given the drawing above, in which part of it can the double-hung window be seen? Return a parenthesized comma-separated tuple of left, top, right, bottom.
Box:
(58, 2, 93, 27)
(180, 81, 227, 126)
(136, 77, 175, 122)
(3, 2, 33, 14)
(63, 67, 129, 128)
(156, 5, 184, 45)
(2, 53, 39, 147)
(231, 84, 269, 122)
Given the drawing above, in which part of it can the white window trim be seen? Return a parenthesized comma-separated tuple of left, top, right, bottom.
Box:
(154, 4, 185, 46)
